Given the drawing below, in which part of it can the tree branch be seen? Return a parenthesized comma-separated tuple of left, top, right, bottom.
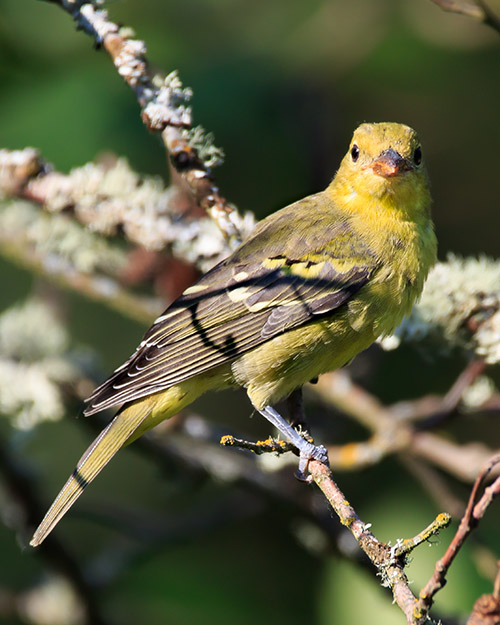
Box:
(0, 199, 164, 325)
(309, 460, 427, 624)
(415, 455, 500, 622)
(0, 148, 236, 272)
(38, 0, 253, 247)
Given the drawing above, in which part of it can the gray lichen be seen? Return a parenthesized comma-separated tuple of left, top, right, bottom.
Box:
(0, 299, 92, 430)
(380, 255, 500, 364)
(181, 125, 225, 169)
(145, 70, 193, 129)
(0, 200, 127, 275)
(0, 147, 43, 196)
(20, 157, 245, 268)
(0, 148, 256, 269)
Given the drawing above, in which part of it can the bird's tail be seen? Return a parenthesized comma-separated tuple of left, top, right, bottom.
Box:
(30, 401, 153, 547)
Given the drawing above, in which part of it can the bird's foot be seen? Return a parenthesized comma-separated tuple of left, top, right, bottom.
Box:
(296, 442, 329, 482)
(253, 403, 329, 480)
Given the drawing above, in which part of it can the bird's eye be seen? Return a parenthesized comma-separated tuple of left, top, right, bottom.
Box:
(351, 144, 360, 162)
(413, 146, 422, 166)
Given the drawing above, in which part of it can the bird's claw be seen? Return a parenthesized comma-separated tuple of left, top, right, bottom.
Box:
(295, 443, 329, 482)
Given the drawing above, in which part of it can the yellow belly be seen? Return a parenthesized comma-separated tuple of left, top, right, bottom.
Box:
(231, 315, 370, 409)
(232, 266, 420, 409)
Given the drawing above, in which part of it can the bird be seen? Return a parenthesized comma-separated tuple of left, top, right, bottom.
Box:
(30, 122, 437, 547)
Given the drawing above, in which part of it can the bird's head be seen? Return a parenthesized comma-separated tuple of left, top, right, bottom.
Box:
(334, 122, 431, 219)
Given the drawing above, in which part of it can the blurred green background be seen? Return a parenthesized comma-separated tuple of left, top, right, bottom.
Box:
(1, 1, 500, 624)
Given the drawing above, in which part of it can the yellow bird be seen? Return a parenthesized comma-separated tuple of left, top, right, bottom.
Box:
(30, 122, 437, 546)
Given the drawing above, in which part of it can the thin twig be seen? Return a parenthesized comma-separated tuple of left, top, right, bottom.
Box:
(220, 434, 293, 456)
(494, 563, 500, 600)
(440, 359, 486, 413)
(415, 455, 500, 622)
(393, 513, 451, 557)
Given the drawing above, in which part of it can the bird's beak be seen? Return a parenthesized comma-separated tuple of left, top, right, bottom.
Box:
(370, 148, 411, 178)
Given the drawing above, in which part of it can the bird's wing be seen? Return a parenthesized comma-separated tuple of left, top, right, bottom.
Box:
(84, 197, 379, 415)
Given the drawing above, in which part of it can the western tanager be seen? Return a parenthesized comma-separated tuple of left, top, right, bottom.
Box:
(30, 122, 437, 546)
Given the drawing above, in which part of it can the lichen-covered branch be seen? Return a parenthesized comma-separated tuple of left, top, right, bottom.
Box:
(392, 513, 452, 558)
(220, 434, 293, 456)
(380, 255, 500, 365)
(0, 199, 164, 325)
(38, 0, 253, 247)
(309, 460, 434, 624)
(0, 148, 241, 272)
(183, 418, 453, 624)
(270, 449, 498, 625)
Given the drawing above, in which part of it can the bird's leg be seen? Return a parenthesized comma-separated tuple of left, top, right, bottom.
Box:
(254, 403, 329, 480)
